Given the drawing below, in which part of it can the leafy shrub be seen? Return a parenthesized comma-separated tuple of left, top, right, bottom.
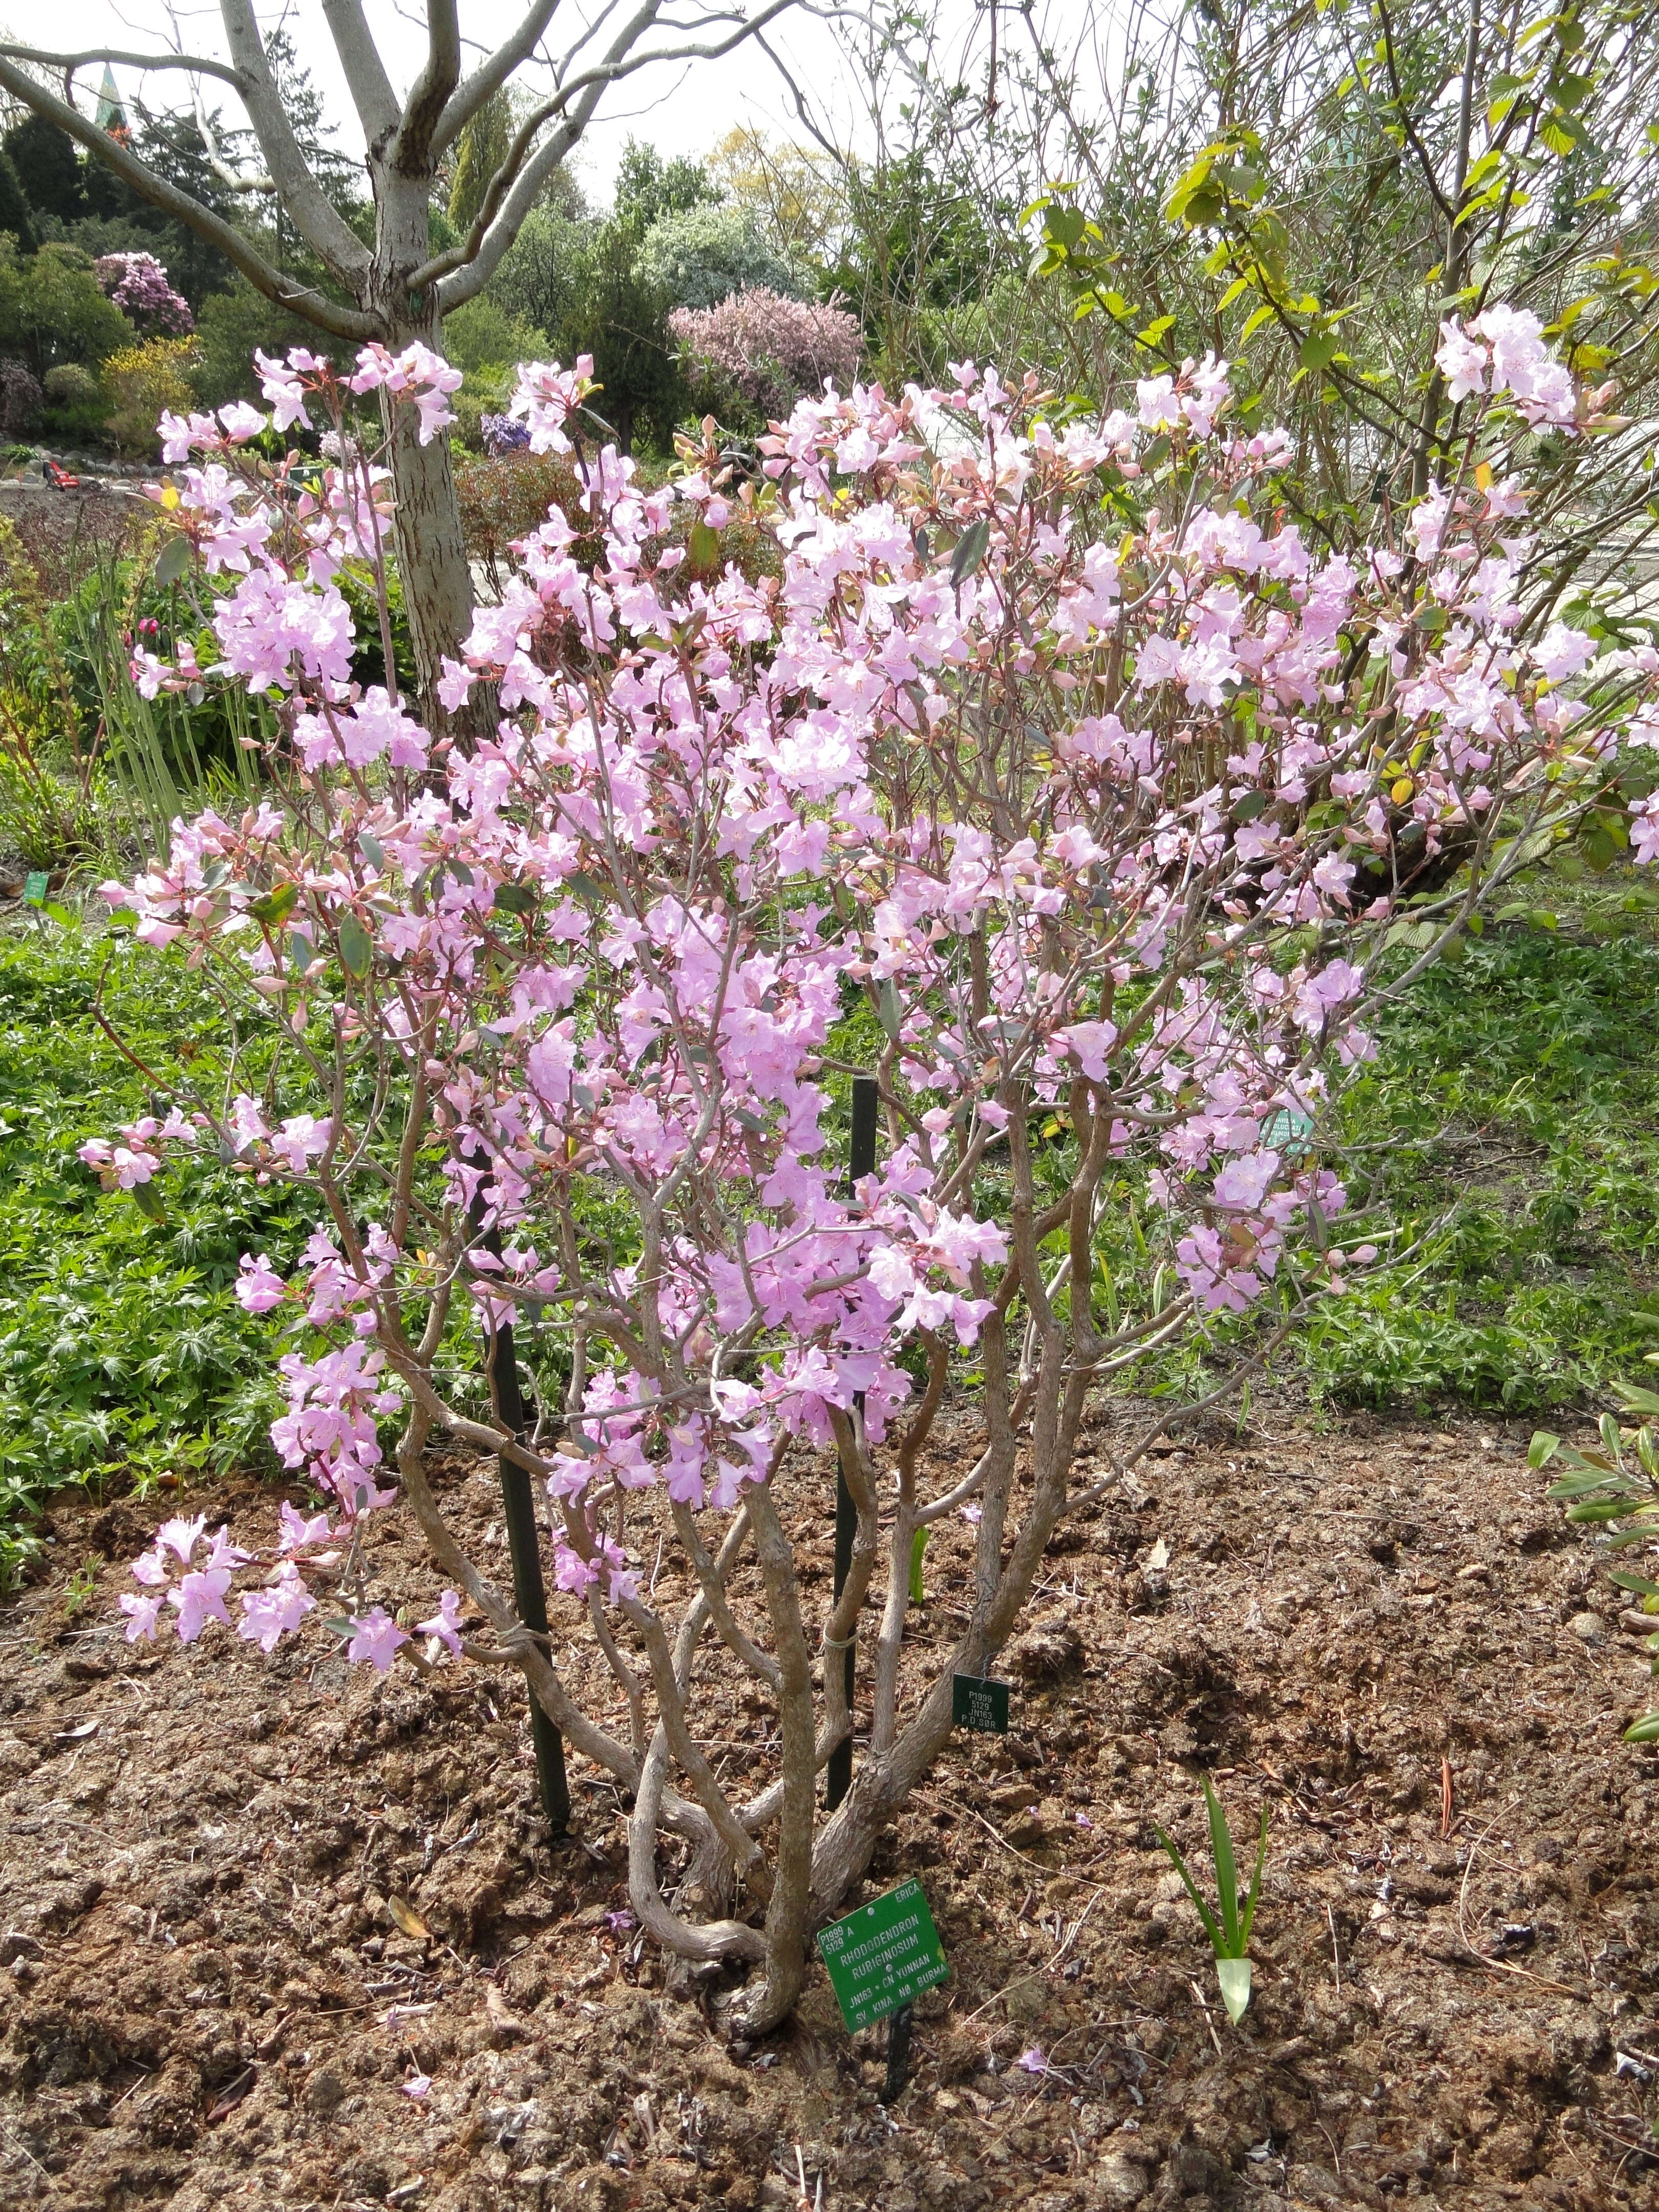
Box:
(637, 201, 807, 308)
(0, 357, 40, 438)
(0, 924, 314, 1588)
(670, 286, 862, 422)
(103, 336, 200, 453)
(0, 239, 131, 380)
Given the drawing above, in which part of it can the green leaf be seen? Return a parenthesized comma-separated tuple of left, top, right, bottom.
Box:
(132, 1180, 166, 1223)
(1624, 1712, 1659, 1743)
(949, 518, 991, 588)
(686, 520, 720, 573)
(1154, 1824, 1223, 1953)
(153, 535, 192, 588)
(908, 1525, 928, 1604)
(249, 882, 300, 928)
(1216, 1956, 1252, 2024)
(358, 831, 386, 870)
(1203, 1775, 1241, 1953)
(1300, 327, 1341, 371)
(493, 882, 537, 916)
(337, 913, 374, 978)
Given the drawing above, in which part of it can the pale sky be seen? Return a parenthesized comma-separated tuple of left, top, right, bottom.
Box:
(13, 1, 916, 198)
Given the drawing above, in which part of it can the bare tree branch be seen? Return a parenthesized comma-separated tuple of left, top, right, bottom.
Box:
(0, 40, 244, 88)
(431, 0, 561, 160)
(393, 0, 464, 176)
(430, 0, 800, 305)
(217, 0, 371, 286)
(320, 0, 402, 150)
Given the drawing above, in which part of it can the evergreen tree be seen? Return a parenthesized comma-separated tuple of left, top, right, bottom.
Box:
(5, 114, 84, 224)
(0, 148, 37, 252)
(449, 90, 511, 236)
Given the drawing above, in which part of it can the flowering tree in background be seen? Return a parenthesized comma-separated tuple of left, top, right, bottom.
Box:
(84, 312, 1654, 2028)
(671, 285, 863, 423)
(95, 252, 194, 335)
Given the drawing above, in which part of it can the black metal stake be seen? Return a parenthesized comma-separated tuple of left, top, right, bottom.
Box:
(471, 1184, 571, 1838)
(827, 1073, 879, 1813)
(884, 2001, 914, 2103)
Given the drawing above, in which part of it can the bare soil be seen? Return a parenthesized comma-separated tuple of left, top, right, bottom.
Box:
(3, 1409, 1657, 2212)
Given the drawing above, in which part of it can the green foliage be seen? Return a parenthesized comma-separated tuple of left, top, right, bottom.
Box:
(0, 239, 132, 381)
(485, 141, 725, 453)
(1530, 1387, 1659, 1738)
(449, 90, 512, 236)
(0, 921, 320, 1588)
(0, 147, 38, 254)
(189, 279, 316, 413)
(1302, 902, 1659, 1411)
(637, 201, 807, 309)
(3, 115, 84, 225)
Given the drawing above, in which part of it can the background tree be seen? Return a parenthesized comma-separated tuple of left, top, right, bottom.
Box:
(0, 2, 796, 721)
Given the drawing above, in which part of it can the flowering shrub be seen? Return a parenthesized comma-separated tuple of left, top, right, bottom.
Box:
(479, 411, 531, 454)
(102, 336, 200, 455)
(88, 317, 1652, 2027)
(670, 285, 863, 423)
(95, 251, 193, 335)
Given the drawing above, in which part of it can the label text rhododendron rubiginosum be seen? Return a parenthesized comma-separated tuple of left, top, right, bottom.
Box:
(86, 322, 1655, 2027)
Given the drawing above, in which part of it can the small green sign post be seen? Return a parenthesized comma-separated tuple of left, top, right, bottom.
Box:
(951, 1673, 1010, 1733)
(817, 1877, 948, 2035)
(22, 872, 49, 907)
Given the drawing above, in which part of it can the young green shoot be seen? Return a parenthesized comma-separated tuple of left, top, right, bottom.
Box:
(1155, 1774, 1268, 2024)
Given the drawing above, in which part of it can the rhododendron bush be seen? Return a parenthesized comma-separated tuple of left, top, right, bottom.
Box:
(86, 315, 1655, 2027)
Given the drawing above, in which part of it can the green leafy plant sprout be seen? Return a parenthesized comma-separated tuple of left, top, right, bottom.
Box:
(1531, 1380, 1659, 1739)
(62, 1557, 98, 1619)
(1155, 1774, 1268, 2024)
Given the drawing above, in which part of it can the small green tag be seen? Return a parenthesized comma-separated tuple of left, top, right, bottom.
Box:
(1261, 1107, 1315, 1160)
(23, 871, 49, 906)
(817, 1878, 948, 2033)
(951, 1673, 1010, 1733)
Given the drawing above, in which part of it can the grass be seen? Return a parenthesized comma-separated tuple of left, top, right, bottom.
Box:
(3, 870, 1658, 1580)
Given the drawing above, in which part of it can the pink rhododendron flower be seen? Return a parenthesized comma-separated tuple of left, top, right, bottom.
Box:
(346, 1609, 409, 1672)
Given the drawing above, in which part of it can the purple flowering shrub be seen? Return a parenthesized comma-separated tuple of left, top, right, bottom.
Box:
(96, 252, 194, 335)
(669, 285, 862, 422)
(479, 412, 531, 454)
(83, 318, 1655, 2027)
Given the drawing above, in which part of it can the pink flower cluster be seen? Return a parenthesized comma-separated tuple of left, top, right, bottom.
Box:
(99, 324, 1654, 1671)
(119, 1501, 464, 1678)
(670, 288, 863, 421)
(97, 251, 193, 334)
(1434, 307, 1615, 432)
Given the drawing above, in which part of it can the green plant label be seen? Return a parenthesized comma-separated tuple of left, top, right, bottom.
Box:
(951, 1673, 1010, 1733)
(817, 1878, 948, 2033)
(23, 873, 49, 907)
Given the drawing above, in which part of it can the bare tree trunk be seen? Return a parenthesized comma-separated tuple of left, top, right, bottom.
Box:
(383, 397, 477, 732)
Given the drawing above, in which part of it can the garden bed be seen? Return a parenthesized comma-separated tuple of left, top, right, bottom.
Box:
(1, 1408, 1655, 2211)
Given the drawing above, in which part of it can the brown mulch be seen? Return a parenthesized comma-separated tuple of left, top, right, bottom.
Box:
(1, 1408, 1656, 2211)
